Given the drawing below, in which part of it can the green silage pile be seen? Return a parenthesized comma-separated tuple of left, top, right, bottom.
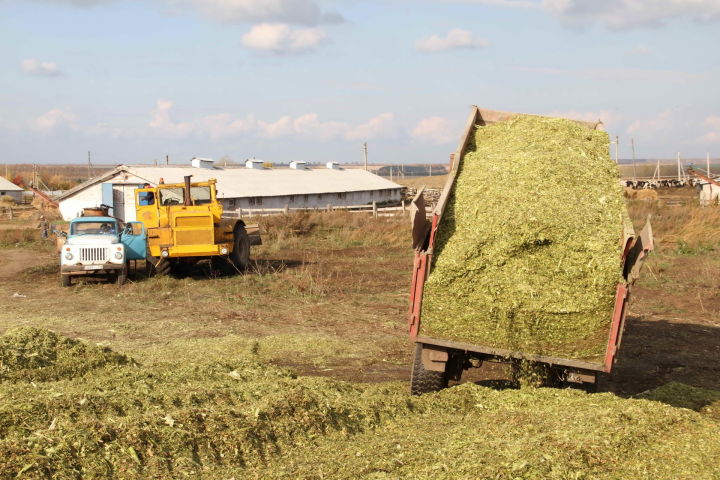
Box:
(1, 329, 719, 479)
(0, 327, 130, 382)
(245, 384, 720, 480)
(422, 115, 626, 360)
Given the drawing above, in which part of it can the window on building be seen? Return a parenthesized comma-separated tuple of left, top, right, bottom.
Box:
(228, 199, 236, 207)
(249, 197, 263, 206)
(317, 193, 323, 200)
(336, 192, 346, 199)
(304, 194, 309, 202)
(289, 195, 295, 203)
(0, 192, 5, 195)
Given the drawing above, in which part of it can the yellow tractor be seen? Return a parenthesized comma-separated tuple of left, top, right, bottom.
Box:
(135, 176, 260, 275)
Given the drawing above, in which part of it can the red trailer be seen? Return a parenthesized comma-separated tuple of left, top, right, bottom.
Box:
(408, 106, 654, 394)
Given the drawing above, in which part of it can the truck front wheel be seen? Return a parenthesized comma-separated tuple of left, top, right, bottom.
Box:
(116, 265, 127, 285)
(410, 343, 449, 395)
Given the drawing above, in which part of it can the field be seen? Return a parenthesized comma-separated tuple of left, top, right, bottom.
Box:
(0, 189, 719, 478)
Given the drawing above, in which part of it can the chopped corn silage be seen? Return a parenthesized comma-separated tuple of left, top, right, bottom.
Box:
(421, 115, 626, 361)
(245, 384, 720, 480)
(2, 329, 719, 479)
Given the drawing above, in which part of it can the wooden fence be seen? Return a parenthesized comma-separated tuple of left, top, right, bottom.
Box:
(222, 200, 434, 219)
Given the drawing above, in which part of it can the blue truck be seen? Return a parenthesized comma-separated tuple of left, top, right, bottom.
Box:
(59, 216, 147, 287)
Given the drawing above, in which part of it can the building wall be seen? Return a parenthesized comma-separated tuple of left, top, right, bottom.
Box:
(220, 188, 401, 211)
(59, 171, 402, 221)
(0, 190, 23, 203)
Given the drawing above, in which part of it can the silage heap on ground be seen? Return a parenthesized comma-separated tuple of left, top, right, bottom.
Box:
(422, 115, 626, 361)
(2, 328, 720, 479)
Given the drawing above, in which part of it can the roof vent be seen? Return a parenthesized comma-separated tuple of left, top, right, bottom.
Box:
(245, 159, 265, 169)
(289, 161, 307, 170)
(326, 162, 340, 170)
(191, 157, 215, 169)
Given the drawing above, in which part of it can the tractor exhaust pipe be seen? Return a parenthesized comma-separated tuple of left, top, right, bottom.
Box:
(184, 175, 193, 206)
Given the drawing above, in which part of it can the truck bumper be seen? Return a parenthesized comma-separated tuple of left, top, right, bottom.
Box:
(61, 263, 125, 275)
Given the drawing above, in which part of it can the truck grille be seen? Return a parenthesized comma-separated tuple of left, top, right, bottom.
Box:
(80, 247, 108, 262)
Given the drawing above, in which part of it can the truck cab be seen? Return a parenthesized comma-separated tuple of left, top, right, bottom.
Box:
(60, 216, 146, 287)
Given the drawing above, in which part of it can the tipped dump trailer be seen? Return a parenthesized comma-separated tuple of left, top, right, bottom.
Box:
(408, 107, 654, 394)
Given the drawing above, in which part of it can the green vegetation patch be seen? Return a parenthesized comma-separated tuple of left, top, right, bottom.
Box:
(422, 115, 626, 361)
(639, 381, 720, 420)
(0, 327, 130, 382)
(246, 384, 720, 480)
(0, 329, 410, 479)
(2, 330, 719, 479)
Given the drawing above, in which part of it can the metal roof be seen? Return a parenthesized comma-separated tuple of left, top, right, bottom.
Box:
(0, 176, 23, 191)
(57, 164, 402, 201)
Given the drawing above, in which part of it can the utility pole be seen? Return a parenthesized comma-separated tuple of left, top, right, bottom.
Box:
(363, 142, 368, 171)
(614, 136, 619, 164)
(677, 152, 682, 182)
(166, 155, 169, 165)
(707, 152, 711, 178)
(631, 138, 637, 182)
(87, 151, 93, 180)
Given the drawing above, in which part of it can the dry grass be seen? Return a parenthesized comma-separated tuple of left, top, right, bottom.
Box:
(626, 196, 720, 251)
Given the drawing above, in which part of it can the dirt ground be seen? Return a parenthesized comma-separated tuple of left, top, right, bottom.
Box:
(0, 192, 718, 397)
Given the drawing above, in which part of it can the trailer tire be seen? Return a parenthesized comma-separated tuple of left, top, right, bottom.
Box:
(61, 275, 71, 287)
(410, 343, 448, 395)
(230, 226, 250, 271)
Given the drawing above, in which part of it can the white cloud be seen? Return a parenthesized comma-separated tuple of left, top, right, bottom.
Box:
(411, 117, 457, 144)
(415, 28, 488, 52)
(241, 23, 326, 54)
(184, 0, 340, 25)
(32, 108, 76, 130)
(147, 100, 395, 141)
(21, 59, 61, 77)
(626, 111, 673, 136)
(702, 115, 720, 143)
(542, 0, 720, 29)
(546, 109, 616, 128)
(444, 0, 720, 28)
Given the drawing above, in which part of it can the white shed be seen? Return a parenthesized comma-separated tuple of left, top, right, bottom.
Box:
(55, 160, 403, 221)
(0, 176, 24, 203)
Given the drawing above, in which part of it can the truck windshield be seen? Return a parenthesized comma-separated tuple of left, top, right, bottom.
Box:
(71, 222, 117, 235)
(159, 187, 184, 206)
(191, 186, 212, 205)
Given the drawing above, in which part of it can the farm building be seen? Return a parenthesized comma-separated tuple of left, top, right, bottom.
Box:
(55, 159, 403, 221)
(0, 176, 24, 203)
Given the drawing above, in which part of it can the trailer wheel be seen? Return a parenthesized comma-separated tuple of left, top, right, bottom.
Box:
(410, 343, 448, 395)
(230, 226, 250, 271)
(61, 275, 71, 287)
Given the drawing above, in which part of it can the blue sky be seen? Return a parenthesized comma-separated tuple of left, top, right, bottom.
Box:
(1, 0, 719, 165)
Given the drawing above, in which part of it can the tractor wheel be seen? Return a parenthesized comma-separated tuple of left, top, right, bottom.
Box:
(410, 343, 448, 395)
(230, 226, 250, 271)
(61, 275, 71, 287)
(148, 257, 172, 276)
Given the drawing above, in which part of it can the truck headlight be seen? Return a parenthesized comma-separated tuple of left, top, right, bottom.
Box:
(161, 250, 169, 258)
(114, 251, 123, 259)
(65, 252, 73, 260)
(220, 247, 229, 255)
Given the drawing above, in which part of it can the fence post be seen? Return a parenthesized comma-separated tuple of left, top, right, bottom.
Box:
(401, 200, 405, 213)
(372, 201, 377, 218)
(9, 207, 13, 220)
(284, 204, 289, 214)
(326, 204, 331, 212)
